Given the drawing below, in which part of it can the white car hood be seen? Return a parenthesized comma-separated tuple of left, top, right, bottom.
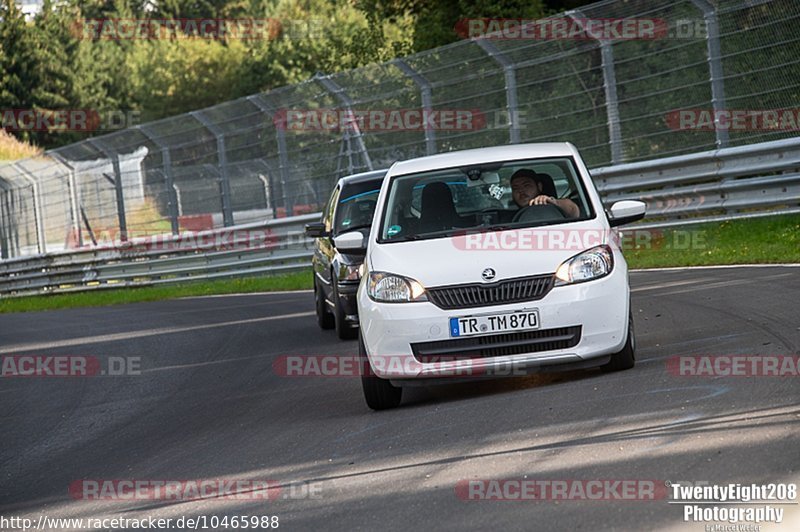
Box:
(368, 220, 612, 287)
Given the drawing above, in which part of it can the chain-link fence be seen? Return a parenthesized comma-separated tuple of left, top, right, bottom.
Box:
(1, 0, 798, 259)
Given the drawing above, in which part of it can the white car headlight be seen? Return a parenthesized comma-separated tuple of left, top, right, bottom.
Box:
(367, 272, 428, 302)
(554, 245, 614, 286)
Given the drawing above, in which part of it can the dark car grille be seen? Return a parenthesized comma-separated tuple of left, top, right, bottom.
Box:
(411, 326, 582, 363)
(426, 274, 554, 310)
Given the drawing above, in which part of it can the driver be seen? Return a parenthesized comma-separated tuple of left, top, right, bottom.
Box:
(510, 169, 580, 219)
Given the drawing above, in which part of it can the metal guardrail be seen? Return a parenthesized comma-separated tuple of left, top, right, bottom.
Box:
(593, 136, 800, 229)
(0, 214, 319, 297)
(1, 137, 798, 298)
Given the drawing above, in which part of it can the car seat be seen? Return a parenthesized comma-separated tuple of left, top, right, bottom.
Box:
(533, 172, 558, 198)
(418, 182, 462, 234)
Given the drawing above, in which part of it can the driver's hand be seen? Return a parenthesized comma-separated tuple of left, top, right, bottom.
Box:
(529, 195, 555, 206)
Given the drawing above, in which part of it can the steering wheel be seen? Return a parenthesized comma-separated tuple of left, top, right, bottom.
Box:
(511, 203, 567, 224)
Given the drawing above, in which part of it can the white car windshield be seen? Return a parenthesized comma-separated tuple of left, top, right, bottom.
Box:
(379, 157, 594, 242)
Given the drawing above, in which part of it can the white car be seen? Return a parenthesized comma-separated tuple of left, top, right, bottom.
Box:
(338, 143, 646, 410)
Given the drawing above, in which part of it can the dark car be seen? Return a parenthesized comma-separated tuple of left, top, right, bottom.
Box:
(305, 169, 387, 339)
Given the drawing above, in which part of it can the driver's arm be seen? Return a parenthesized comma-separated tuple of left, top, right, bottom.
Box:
(530, 195, 581, 218)
(553, 198, 580, 218)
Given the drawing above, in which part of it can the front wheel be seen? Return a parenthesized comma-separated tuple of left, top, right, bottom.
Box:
(601, 311, 635, 372)
(333, 282, 358, 340)
(359, 333, 402, 410)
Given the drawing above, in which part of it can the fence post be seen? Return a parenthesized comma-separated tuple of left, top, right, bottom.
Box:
(567, 11, 624, 165)
(247, 94, 293, 217)
(50, 153, 84, 248)
(139, 126, 180, 235)
(274, 124, 293, 217)
(89, 139, 128, 242)
(191, 111, 234, 227)
(160, 148, 180, 233)
(314, 73, 374, 170)
(600, 44, 623, 164)
(392, 58, 438, 155)
(11, 164, 46, 254)
(691, 0, 728, 149)
(475, 39, 521, 144)
(341, 130, 355, 176)
(2, 187, 21, 258)
(0, 180, 13, 259)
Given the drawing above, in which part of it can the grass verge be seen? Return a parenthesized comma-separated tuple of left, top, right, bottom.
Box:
(0, 214, 797, 313)
(623, 213, 799, 269)
(0, 270, 312, 314)
(0, 130, 41, 160)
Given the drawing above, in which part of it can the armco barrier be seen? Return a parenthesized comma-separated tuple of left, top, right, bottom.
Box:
(0, 214, 319, 297)
(593, 136, 800, 228)
(1, 137, 798, 297)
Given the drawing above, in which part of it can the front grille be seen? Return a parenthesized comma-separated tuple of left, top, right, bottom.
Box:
(426, 274, 554, 310)
(411, 326, 581, 362)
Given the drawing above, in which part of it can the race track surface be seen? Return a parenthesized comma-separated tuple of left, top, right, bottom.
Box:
(1, 266, 798, 531)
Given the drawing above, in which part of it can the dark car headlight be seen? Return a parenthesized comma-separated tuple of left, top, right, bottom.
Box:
(341, 264, 362, 282)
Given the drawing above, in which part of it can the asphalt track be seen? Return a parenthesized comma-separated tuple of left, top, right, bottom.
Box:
(1, 265, 799, 531)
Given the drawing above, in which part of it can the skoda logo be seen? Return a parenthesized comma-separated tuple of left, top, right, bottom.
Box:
(481, 268, 496, 281)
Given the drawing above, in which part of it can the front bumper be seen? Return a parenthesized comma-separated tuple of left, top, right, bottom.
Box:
(337, 281, 361, 324)
(357, 268, 629, 380)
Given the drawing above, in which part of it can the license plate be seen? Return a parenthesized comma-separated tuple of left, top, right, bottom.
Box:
(449, 309, 539, 338)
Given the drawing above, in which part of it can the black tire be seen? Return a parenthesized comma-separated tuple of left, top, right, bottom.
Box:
(602, 311, 635, 372)
(314, 277, 335, 330)
(333, 282, 358, 340)
(359, 333, 402, 410)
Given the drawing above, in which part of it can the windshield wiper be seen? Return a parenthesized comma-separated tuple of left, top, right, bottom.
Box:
(394, 229, 458, 242)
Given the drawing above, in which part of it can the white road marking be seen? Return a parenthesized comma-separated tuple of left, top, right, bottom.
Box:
(0, 311, 315, 353)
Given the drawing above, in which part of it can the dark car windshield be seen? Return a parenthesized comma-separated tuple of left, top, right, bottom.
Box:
(334, 179, 382, 236)
(378, 157, 594, 243)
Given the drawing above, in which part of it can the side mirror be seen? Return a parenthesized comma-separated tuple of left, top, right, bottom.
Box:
(304, 221, 328, 238)
(608, 200, 646, 227)
(333, 231, 365, 251)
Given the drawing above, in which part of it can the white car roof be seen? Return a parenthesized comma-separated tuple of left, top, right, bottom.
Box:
(389, 143, 577, 176)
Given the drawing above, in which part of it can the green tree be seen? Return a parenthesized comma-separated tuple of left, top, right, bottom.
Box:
(356, 0, 547, 52)
(234, 0, 414, 96)
(152, 0, 250, 19)
(0, 0, 37, 142)
(128, 38, 248, 120)
(28, 1, 83, 146)
(77, 0, 151, 19)
(72, 0, 138, 131)
(0, 0, 88, 147)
